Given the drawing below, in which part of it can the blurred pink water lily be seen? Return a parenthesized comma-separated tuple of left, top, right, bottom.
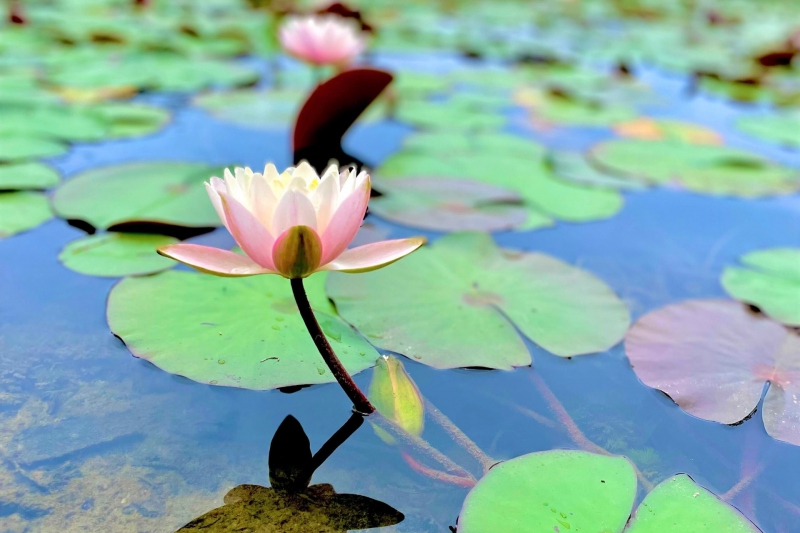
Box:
(279, 15, 365, 67)
(158, 162, 425, 279)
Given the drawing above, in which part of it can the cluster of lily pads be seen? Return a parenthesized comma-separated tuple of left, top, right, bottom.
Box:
(2, 0, 799, 531)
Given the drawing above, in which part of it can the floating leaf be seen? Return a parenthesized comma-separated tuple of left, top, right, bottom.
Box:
(193, 88, 303, 130)
(379, 132, 623, 228)
(87, 102, 171, 139)
(736, 113, 800, 148)
(0, 162, 60, 190)
(369, 177, 528, 232)
(58, 233, 178, 277)
(548, 151, 645, 190)
(0, 191, 52, 238)
(515, 87, 637, 126)
(107, 270, 379, 390)
(0, 135, 67, 162)
(722, 248, 800, 326)
(458, 450, 637, 533)
(590, 139, 799, 197)
(625, 299, 800, 446)
(369, 355, 425, 443)
(0, 105, 107, 142)
(52, 162, 223, 230)
(612, 118, 723, 145)
(395, 99, 505, 130)
(459, 452, 758, 533)
(626, 474, 760, 533)
(327, 233, 630, 369)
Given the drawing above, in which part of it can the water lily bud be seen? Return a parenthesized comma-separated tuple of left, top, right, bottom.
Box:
(369, 355, 424, 443)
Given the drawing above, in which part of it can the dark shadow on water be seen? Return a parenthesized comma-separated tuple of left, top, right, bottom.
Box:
(176, 413, 404, 532)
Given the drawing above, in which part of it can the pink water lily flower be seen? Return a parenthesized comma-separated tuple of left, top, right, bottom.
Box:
(279, 15, 365, 67)
(158, 162, 425, 279)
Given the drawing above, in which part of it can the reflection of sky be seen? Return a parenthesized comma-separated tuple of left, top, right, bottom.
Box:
(0, 56, 799, 532)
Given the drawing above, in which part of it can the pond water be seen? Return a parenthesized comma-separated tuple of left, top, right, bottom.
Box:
(2, 12, 800, 533)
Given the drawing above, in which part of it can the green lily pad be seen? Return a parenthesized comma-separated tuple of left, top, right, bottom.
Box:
(590, 139, 800, 197)
(395, 99, 506, 131)
(722, 248, 800, 326)
(736, 113, 800, 147)
(107, 271, 380, 390)
(516, 88, 637, 126)
(458, 451, 637, 533)
(370, 177, 528, 232)
(0, 162, 60, 190)
(193, 88, 303, 130)
(458, 451, 758, 533)
(548, 151, 645, 190)
(326, 233, 630, 369)
(59, 233, 178, 277)
(87, 102, 171, 139)
(52, 162, 223, 230)
(0, 135, 67, 162)
(0, 191, 53, 238)
(379, 135, 623, 229)
(626, 475, 760, 533)
(0, 105, 107, 142)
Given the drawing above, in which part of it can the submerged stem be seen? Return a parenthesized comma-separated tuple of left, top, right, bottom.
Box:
(290, 277, 375, 414)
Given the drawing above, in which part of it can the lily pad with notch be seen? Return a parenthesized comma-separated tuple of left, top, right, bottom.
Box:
(0, 162, 60, 190)
(107, 270, 380, 390)
(327, 232, 630, 369)
(58, 233, 178, 277)
(52, 162, 225, 232)
(0, 191, 53, 238)
(589, 139, 800, 197)
(722, 248, 800, 327)
(625, 299, 800, 446)
(458, 450, 759, 532)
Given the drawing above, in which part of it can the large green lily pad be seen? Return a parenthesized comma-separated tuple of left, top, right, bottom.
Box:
(459, 451, 758, 533)
(458, 451, 637, 532)
(0, 191, 53, 238)
(0, 135, 67, 162)
(193, 88, 303, 130)
(378, 133, 623, 229)
(327, 233, 630, 368)
(722, 248, 800, 326)
(59, 233, 178, 277)
(87, 102, 171, 139)
(589, 139, 799, 197)
(369, 177, 528, 232)
(395, 99, 506, 131)
(52, 162, 223, 230)
(0, 162, 60, 190)
(107, 271, 379, 390)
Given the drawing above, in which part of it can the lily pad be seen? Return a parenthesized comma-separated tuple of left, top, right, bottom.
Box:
(0, 135, 67, 162)
(59, 233, 178, 277)
(395, 99, 506, 131)
(194, 88, 303, 130)
(52, 162, 223, 230)
(626, 474, 760, 533)
(459, 451, 758, 533)
(612, 118, 723, 145)
(458, 450, 637, 533)
(625, 299, 800, 446)
(327, 233, 630, 369)
(722, 248, 800, 326)
(87, 102, 171, 139)
(107, 270, 380, 390)
(515, 87, 637, 126)
(0, 162, 60, 190)
(548, 151, 645, 190)
(590, 140, 799, 197)
(736, 113, 800, 148)
(0, 191, 53, 238)
(0, 105, 107, 142)
(369, 177, 528, 232)
(379, 133, 624, 229)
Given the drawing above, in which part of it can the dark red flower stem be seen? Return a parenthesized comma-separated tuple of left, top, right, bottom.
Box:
(290, 277, 375, 414)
